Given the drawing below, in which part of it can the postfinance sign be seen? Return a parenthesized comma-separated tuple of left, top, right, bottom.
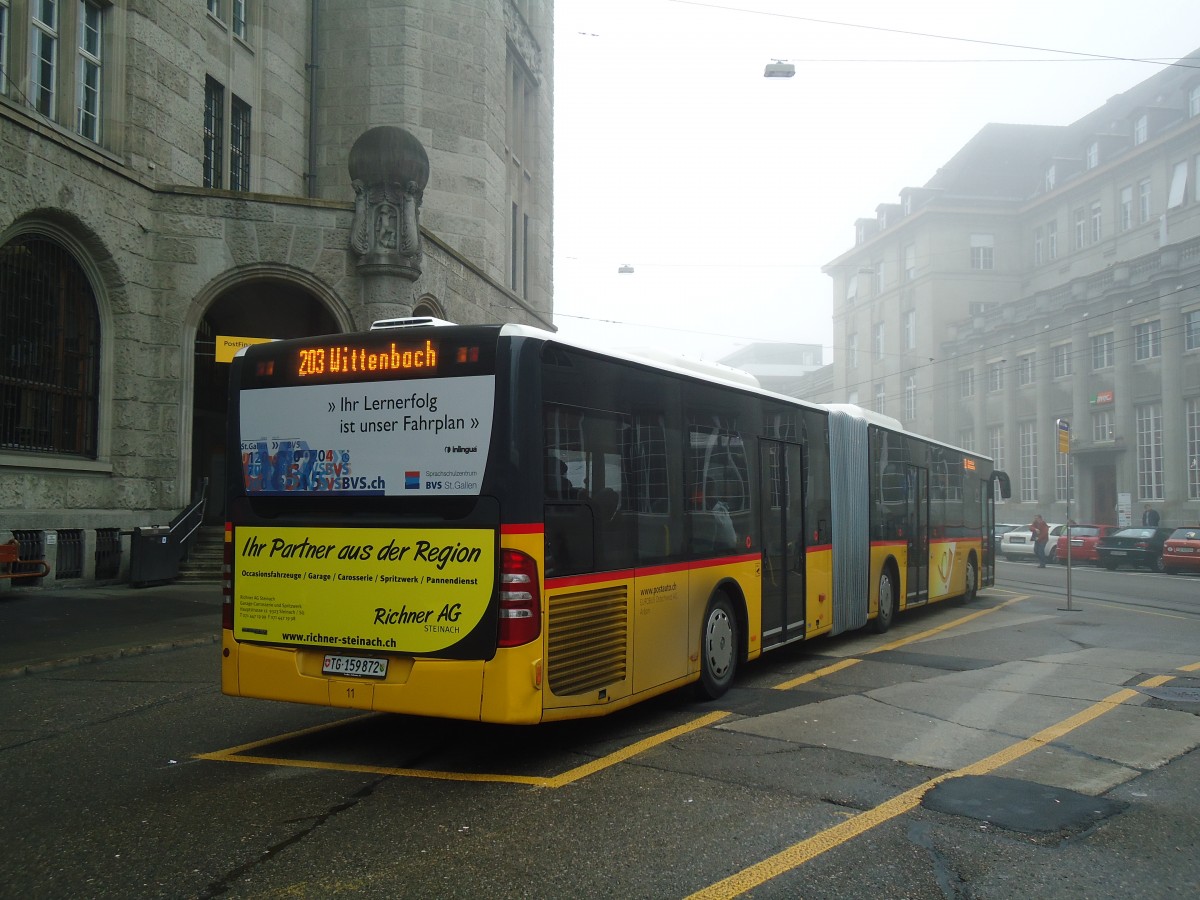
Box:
(233, 526, 494, 655)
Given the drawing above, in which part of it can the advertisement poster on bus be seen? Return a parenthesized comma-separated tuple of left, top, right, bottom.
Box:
(232, 525, 496, 655)
(239, 375, 495, 496)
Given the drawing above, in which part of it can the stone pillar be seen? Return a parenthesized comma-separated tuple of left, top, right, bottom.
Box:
(348, 126, 430, 327)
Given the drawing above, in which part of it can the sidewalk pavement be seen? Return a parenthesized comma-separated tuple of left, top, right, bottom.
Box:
(0, 581, 223, 678)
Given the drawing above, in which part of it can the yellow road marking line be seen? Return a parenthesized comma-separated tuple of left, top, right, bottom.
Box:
(196, 713, 374, 759)
(196, 710, 729, 788)
(772, 594, 1031, 691)
(543, 710, 730, 788)
(687, 666, 1195, 900)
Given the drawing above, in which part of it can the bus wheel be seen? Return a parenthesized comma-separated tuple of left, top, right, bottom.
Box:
(696, 594, 738, 699)
(870, 567, 896, 634)
(964, 553, 978, 603)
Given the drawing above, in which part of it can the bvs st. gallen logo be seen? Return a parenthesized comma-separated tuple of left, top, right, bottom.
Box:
(405, 471, 421, 490)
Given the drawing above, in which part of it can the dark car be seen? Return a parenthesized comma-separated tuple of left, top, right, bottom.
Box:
(1055, 524, 1120, 565)
(1094, 526, 1175, 572)
(1162, 526, 1200, 575)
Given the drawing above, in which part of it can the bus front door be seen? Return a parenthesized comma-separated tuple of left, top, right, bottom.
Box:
(760, 441, 806, 649)
(906, 465, 929, 603)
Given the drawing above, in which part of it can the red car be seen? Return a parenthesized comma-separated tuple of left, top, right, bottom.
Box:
(1055, 524, 1120, 565)
(1163, 526, 1200, 575)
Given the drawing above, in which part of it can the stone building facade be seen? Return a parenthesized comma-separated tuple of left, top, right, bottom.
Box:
(0, 1, 554, 586)
(824, 52, 1200, 527)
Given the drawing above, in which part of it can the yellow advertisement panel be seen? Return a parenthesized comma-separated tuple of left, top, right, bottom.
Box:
(232, 526, 495, 654)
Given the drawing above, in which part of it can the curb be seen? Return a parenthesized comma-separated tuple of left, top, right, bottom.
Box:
(0, 633, 220, 680)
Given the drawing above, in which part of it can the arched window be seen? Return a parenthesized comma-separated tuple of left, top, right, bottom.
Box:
(0, 236, 101, 455)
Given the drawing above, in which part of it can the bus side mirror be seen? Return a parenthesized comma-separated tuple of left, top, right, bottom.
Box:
(993, 471, 1012, 500)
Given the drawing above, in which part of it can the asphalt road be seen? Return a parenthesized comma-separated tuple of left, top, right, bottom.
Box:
(1, 568, 1198, 899)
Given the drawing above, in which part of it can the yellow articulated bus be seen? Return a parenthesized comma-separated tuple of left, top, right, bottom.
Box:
(222, 320, 1010, 723)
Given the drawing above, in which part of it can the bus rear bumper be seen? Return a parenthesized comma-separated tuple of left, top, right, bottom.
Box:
(221, 633, 543, 724)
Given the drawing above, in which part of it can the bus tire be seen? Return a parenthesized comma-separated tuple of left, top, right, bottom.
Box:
(870, 566, 896, 634)
(964, 553, 978, 604)
(696, 593, 738, 699)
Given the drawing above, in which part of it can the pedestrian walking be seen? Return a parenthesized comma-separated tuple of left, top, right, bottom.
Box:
(1030, 514, 1050, 567)
(1142, 505, 1160, 526)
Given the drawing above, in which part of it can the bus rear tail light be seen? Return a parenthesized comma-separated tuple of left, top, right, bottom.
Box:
(222, 522, 234, 631)
(498, 549, 540, 647)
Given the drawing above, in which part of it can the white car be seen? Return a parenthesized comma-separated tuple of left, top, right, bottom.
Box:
(1000, 523, 1066, 562)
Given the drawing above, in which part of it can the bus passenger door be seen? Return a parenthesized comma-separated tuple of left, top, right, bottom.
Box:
(760, 441, 805, 648)
(906, 465, 928, 603)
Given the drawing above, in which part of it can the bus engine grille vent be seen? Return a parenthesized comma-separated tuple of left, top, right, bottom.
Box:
(547, 586, 628, 696)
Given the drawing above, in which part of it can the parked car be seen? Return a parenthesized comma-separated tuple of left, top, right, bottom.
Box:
(993, 523, 1022, 554)
(1094, 526, 1175, 572)
(1054, 524, 1120, 565)
(1162, 526, 1200, 575)
(1000, 523, 1065, 562)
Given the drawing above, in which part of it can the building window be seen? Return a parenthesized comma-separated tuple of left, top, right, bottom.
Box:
(230, 95, 250, 191)
(1045, 165, 1056, 192)
(233, 0, 246, 39)
(1185, 309, 1200, 351)
(1047, 220, 1057, 260)
(988, 425, 1006, 502)
(1073, 208, 1086, 249)
(0, 234, 101, 456)
(1133, 114, 1148, 145)
(1092, 409, 1114, 443)
(1019, 421, 1038, 503)
(1033, 226, 1043, 265)
(1139, 178, 1151, 223)
(959, 429, 974, 452)
(76, 1, 102, 141)
(1086, 142, 1099, 170)
(873, 260, 885, 295)
(1168, 160, 1188, 209)
(1188, 398, 1200, 500)
(1052, 343, 1072, 378)
(873, 382, 885, 414)
(507, 50, 536, 297)
(904, 244, 916, 281)
(873, 323, 884, 360)
(30, 0, 58, 117)
(204, 76, 224, 188)
(1, 0, 10, 98)
(207, 0, 221, 17)
(903, 309, 916, 350)
(1091, 332, 1114, 370)
(1090, 202, 1102, 242)
(970, 234, 994, 270)
(958, 368, 975, 400)
(847, 332, 858, 368)
(1055, 450, 1071, 503)
(1017, 353, 1035, 386)
(1195, 154, 1200, 203)
(1136, 403, 1163, 501)
(845, 274, 857, 303)
(1120, 186, 1133, 231)
(1134, 320, 1161, 361)
(904, 375, 916, 421)
(987, 361, 1004, 392)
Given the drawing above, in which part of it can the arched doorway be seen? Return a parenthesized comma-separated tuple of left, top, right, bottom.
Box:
(192, 280, 341, 522)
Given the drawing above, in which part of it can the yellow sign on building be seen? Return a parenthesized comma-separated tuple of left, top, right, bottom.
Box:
(215, 335, 275, 364)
